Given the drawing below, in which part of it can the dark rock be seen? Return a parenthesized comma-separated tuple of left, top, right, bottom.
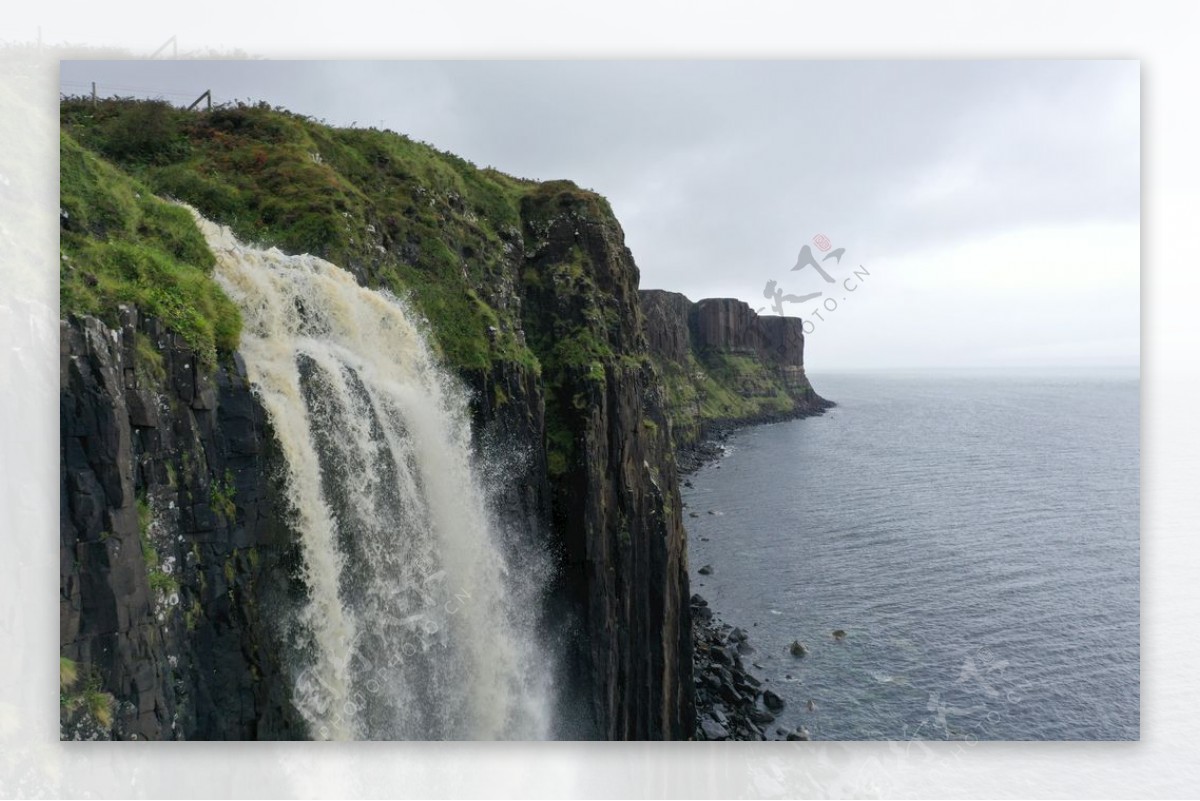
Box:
(763, 690, 786, 711)
(700, 720, 729, 740)
(749, 706, 776, 725)
(790, 640, 809, 657)
(698, 564, 713, 575)
(60, 314, 300, 741)
(717, 681, 744, 706)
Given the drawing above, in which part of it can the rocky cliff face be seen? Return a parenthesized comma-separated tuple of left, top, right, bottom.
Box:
(518, 186, 693, 739)
(60, 309, 302, 740)
(639, 290, 830, 453)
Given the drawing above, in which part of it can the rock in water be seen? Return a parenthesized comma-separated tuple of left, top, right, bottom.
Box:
(750, 707, 776, 724)
(698, 564, 713, 575)
(790, 640, 808, 657)
(832, 629, 847, 641)
(763, 689, 785, 711)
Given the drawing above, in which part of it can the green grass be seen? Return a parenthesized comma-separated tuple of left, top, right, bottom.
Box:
(653, 349, 798, 442)
(82, 678, 114, 727)
(60, 657, 78, 692)
(60, 663, 115, 729)
(136, 492, 177, 596)
(134, 331, 167, 385)
(61, 98, 546, 375)
(60, 130, 241, 366)
(209, 469, 237, 524)
(185, 597, 203, 631)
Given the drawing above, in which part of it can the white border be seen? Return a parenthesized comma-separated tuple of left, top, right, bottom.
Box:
(2, 2, 1197, 797)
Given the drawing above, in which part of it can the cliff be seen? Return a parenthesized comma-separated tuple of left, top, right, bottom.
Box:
(639, 290, 831, 453)
(59, 100, 692, 739)
(60, 311, 302, 740)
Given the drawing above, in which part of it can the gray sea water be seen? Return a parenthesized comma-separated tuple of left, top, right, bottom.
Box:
(683, 369, 1139, 741)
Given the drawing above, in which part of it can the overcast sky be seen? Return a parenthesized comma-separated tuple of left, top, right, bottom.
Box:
(61, 60, 1139, 370)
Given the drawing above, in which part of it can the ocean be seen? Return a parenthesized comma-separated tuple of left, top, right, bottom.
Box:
(683, 369, 1140, 740)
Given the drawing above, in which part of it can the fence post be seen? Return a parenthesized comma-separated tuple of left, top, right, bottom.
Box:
(186, 90, 212, 112)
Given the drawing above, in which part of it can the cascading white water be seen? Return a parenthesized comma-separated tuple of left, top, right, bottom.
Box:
(195, 212, 552, 740)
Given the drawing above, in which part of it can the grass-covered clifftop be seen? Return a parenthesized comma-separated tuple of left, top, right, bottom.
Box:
(60, 131, 240, 365)
(61, 98, 545, 373)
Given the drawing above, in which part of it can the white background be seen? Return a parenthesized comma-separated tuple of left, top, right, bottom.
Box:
(1, 1, 1197, 797)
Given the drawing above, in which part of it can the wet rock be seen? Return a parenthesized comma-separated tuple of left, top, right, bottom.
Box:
(698, 564, 713, 575)
(833, 629, 846, 641)
(60, 314, 300, 741)
(749, 706, 776, 725)
(763, 689, 785, 711)
(700, 720, 729, 740)
(790, 640, 809, 657)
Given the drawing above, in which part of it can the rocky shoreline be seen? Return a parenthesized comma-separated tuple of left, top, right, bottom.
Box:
(690, 594, 810, 741)
(679, 413, 832, 742)
(675, 404, 834, 476)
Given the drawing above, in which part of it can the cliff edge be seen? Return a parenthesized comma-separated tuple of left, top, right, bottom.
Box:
(639, 289, 831, 458)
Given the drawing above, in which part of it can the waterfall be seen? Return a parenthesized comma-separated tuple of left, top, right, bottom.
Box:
(195, 213, 552, 740)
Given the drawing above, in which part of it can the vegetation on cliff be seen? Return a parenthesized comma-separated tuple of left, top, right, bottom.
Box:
(61, 98, 542, 373)
(60, 131, 241, 365)
(655, 350, 798, 436)
(639, 291, 828, 451)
